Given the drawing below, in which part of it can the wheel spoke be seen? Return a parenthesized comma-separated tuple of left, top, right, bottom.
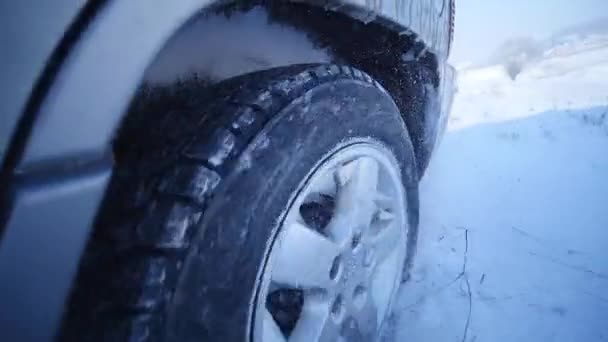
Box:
(263, 308, 286, 342)
(352, 292, 379, 340)
(271, 221, 341, 289)
(373, 192, 394, 211)
(370, 262, 393, 325)
(309, 169, 338, 196)
(374, 208, 395, 222)
(328, 158, 380, 242)
(369, 220, 401, 264)
(289, 300, 339, 342)
(345, 157, 380, 199)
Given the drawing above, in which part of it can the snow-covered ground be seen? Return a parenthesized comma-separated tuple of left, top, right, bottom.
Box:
(390, 39, 608, 341)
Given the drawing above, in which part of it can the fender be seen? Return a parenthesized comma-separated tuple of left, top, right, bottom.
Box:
(1, 0, 453, 172)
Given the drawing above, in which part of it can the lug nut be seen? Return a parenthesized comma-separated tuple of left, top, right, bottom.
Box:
(351, 232, 362, 249)
(353, 285, 366, 307)
(364, 247, 375, 267)
(330, 256, 341, 280)
(331, 295, 344, 318)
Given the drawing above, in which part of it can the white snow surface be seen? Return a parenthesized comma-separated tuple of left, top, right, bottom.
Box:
(390, 39, 608, 341)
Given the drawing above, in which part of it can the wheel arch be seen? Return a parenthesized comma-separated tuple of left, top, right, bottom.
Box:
(136, 1, 446, 174)
(12, 0, 452, 174)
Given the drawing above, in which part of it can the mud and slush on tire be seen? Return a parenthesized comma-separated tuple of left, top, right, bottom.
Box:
(59, 64, 420, 342)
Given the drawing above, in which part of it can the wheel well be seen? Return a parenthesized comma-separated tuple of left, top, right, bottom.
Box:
(125, 1, 440, 172)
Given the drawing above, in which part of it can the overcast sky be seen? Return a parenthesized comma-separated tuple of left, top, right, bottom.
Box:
(450, 0, 608, 65)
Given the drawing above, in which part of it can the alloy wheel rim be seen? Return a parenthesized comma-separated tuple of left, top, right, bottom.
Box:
(252, 142, 408, 342)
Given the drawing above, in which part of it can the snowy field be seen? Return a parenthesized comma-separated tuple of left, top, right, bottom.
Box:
(390, 40, 608, 341)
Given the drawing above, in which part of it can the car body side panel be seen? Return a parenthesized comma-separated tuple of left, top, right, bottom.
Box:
(0, 0, 86, 168)
(0, 168, 110, 342)
(16, 0, 210, 170)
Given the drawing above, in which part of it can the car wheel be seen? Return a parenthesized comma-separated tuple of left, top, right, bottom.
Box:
(61, 64, 419, 342)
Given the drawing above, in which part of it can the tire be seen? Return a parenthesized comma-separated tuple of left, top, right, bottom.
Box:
(60, 64, 419, 342)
